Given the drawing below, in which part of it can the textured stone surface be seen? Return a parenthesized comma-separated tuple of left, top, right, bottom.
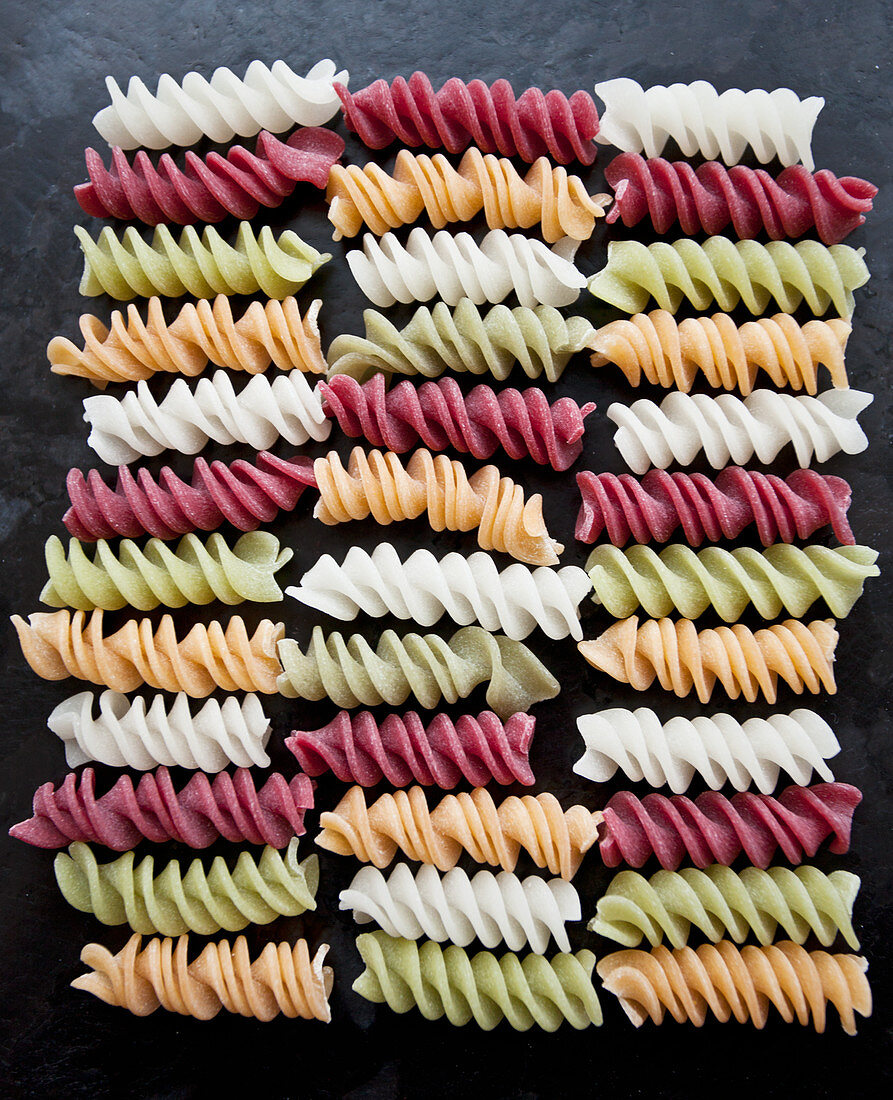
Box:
(0, 0, 890, 1095)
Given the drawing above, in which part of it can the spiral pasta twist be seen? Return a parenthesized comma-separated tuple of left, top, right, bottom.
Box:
(64, 452, 317, 543)
(76, 128, 345, 225)
(586, 543, 879, 621)
(320, 375, 594, 470)
(11, 610, 284, 696)
(588, 238, 870, 317)
(594, 78, 824, 169)
(573, 707, 839, 794)
(605, 155, 877, 244)
(76, 222, 331, 301)
(607, 389, 872, 474)
(578, 616, 838, 704)
(49, 296, 327, 389)
(354, 933, 601, 1031)
(341, 864, 581, 953)
(10, 766, 313, 850)
(326, 300, 595, 384)
(591, 865, 860, 949)
(48, 690, 271, 771)
(287, 709, 535, 788)
(598, 782, 861, 870)
(589, 311, 851, 395)
(317, 785, 601, 879)
(56, 838, 318, 935)
(277, 625, 559, 718)
(327, 148, 609, 242)
(597, 941, 871, 1034)
(93, 58, 348, 148)
(41, 530, 292, 611)
(347, 228, 587, 308)
(313, 447, 563, 566)
(83, 369, 330, 466)
(290, 545, 590, 639)
(575, 468, 855, 547)
(73, 934, 333, 1021)
(337, 72, 600, 164)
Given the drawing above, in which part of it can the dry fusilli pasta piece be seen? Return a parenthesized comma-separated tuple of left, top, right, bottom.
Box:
(591, 864, 860, 948)
(289, 545, 590, 639)
(55, 837, 318, 935)
(326, 299, 594, 383)
(577, 616, 838, 703)
(594, 78, 824, 168)
(588, 238, 869, 317)
(277, 625, 559, 718)
(41, 530, 292, 611)
(589, 311, 850, 395)
(573, 707, 839, 794)
(73, 934, 332, 1021)
(48, 296, 326, 388)
(48, 690, 271, 771)
(312, 447, 563, 566)
(10, 610, 284, 696)
(317, 785, 600, 879)
(76, 222, 331, 300)
(354, 932, 601, 1031)
(94, 58, 348, 148)
(597, 940, 871, 1034)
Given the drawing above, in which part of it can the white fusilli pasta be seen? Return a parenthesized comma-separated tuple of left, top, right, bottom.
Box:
(93, 58, 348, 149)
(346, 228, 587, 308)
(287, 545, 590, 640)
(574, 707, 839, 794)
(594, 78, 824, 170)
(607, 388, 872, 474)
(48, 690, 272, 771)
(340, 863, 581, 954)
(83, 369, 330, 465)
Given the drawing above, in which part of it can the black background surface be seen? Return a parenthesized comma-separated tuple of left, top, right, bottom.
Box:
(0, 1, 890, 1096)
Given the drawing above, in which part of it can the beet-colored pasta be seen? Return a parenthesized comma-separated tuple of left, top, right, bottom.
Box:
(605, 155, 877, 244)
(575, 468, 855, 547)
(287, 709, 535, 788)
(598, 782, 861, 870)
(9, 767, 313, 850)
(336, 72, 600, 164)
(63, 452, 317, 543)
(320, 375, 594, 471)
(75, 128, 345, 226)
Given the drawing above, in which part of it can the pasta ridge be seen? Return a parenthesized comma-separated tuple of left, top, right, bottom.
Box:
(76, 221, 331, 301)
(290, 544, 590, 639)
(312, 446, 564, 566)
(277, 624, 559, 718)
(11, 610, 284, 696)
(286, 708, 535, 788)
(54, 837, 318, 935)
(316, 785, 601, 879)
(577, 616, 839, 703)
(49, 296, 327, 388)
(588, 238, 869, 317)
(73, 934, 333, 1021)
(596, 940, 871, 1034)
(326, 299, 595, 383)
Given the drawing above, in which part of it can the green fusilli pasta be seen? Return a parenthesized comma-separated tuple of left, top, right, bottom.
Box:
(54, 838, 318, 935)
(76, 221, 331, 300)
(353, 932, 602, 1031)
(326, 299, 594, 382)
(586, 543, 878, 621)
(588, 237, 869, 316)
(590, 865, 860, 949)
(41, 531, 292, 611)
(276, 625, 559, 718)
